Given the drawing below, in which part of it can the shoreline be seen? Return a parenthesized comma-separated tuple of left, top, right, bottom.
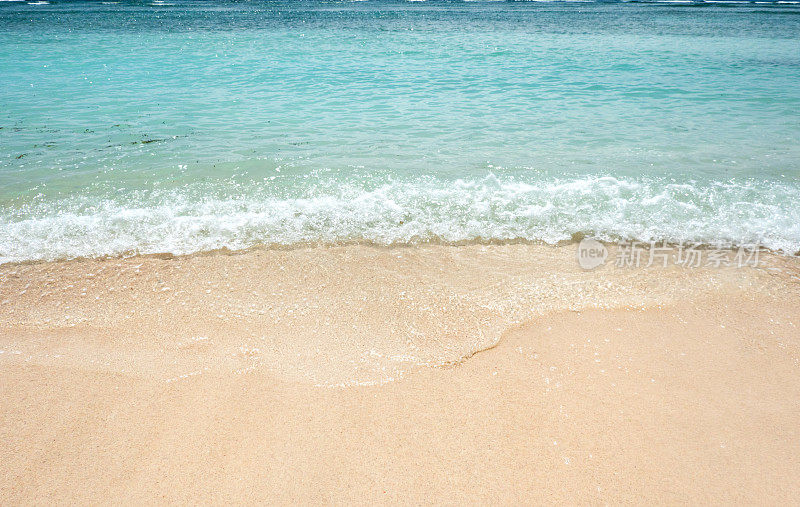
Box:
(3, 235, 799, 268)
(1, 243, 799, 501)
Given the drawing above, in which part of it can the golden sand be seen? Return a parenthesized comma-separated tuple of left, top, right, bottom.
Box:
(1, 244, 799, 502)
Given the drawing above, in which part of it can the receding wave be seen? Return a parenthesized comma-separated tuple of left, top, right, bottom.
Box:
(2, 174, 799, 263)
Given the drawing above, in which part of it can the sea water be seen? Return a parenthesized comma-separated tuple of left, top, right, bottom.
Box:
(1, 0, 799, 262)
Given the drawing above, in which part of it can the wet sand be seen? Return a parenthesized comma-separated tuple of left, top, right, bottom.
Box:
(1, 244, 799, 503)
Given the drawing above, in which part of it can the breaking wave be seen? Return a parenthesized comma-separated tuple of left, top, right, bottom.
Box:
(2, 174, 799, 263)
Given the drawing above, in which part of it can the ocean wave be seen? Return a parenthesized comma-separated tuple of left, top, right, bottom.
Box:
(1, 174, 798, 263)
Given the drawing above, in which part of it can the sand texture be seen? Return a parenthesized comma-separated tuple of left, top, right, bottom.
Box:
(1, 244, 799, 503)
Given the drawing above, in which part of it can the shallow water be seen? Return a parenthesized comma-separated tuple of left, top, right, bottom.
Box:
(1, 0, 799, 262)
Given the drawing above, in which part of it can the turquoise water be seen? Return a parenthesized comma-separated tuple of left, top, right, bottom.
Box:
(1, 0, 799, 262)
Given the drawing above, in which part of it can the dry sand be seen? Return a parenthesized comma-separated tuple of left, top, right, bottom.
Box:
(1, 243, 799, 503)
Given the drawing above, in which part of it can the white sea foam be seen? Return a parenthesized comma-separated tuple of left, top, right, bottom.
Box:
(1, 174, 798, 263)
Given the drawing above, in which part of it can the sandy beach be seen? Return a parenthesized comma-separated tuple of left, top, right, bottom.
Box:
(4, 0, 800, 503)
(1, 243, 799, 503)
